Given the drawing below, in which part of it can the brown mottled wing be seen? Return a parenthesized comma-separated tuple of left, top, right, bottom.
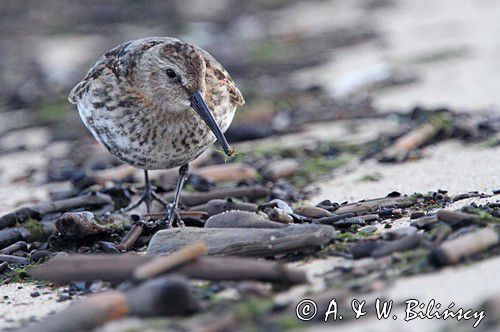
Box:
(201, 50, 245, 106)
(68, 38, 168, 104)
(68, 42, 131, 104)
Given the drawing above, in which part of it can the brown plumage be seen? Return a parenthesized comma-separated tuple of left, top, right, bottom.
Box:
(69, 37, 244, 222)
(69, 37, 243, 170)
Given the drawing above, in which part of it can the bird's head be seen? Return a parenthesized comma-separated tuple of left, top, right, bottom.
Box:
(134, 40, 234, 156)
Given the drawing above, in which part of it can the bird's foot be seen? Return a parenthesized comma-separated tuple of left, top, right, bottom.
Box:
(118, 187, 167, 214)
(164, 205, 185, 229)
(150, 191, 168, 207)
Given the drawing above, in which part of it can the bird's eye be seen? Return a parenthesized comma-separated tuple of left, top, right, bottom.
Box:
(166, 69, 177, 78)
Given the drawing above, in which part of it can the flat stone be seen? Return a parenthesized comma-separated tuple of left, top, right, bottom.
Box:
(204, 210, 286, 229)
(147, 224, 337, 257)
(294, 206, 331, 219)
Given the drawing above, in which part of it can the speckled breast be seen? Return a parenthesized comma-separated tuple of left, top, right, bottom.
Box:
(76, 94, 235, 170)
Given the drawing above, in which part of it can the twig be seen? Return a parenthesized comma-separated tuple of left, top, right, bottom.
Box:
(116, 224, 143, 251)
(379, 114, 450, 162)
(133, 242, 207, 281)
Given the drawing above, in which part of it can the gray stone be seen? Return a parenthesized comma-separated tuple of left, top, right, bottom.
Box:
(204, 210, 286, 229)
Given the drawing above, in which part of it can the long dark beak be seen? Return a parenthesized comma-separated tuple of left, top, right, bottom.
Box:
(190, 90, 234, 156)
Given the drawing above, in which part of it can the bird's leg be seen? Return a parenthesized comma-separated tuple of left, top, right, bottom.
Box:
(165, 163, 189, 228)
(121, 169, 152, 213)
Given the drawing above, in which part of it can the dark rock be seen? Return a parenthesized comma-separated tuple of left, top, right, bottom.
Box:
(126, 275, 200, 316)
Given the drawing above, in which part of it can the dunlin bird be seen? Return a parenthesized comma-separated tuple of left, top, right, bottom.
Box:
(69, 37, 244, 225)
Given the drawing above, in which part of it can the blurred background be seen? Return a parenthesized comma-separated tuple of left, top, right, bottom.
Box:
(0, 0, 499, 212)
(1, 1, 500, 330)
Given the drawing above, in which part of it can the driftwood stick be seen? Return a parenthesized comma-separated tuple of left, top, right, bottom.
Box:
(436, 210, 484, 228)
(147, 225, 336, 256)
(116, 224, 144, 251)
(334, 195, 416, 215)
(0, 241, 28, 255)
(133, 242, 207, 281)
(21, 291, 128, 332)
(0, 227, 30, 249)
(192, 163, 257, 182)
(380, 115, 449, 162)
(0, 221, 55, 249)
(143, 210, 208, 219)
(0, 254, 29, 265)
(262, 158, 300, 181)
(0, 208, 41, 229)
(35, 193, 114, 214)
(29, 255, 308, 285)
(433, 228, 499, 265)
(90, 164, 136, 184)
(0, 193, 113, 229)
(162, 185, 269, 207)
